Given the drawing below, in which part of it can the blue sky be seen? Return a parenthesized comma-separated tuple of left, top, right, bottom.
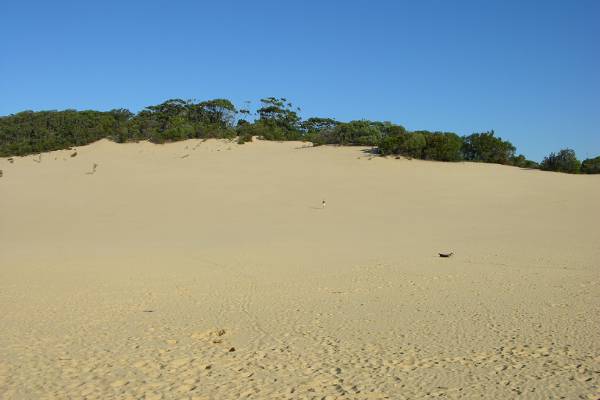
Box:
(1, 0, 598, 161)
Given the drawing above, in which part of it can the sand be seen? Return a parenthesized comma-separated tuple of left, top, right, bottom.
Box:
(0, 138, 599, 399)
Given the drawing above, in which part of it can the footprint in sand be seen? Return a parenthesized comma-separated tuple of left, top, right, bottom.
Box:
(191, 328, 227, 343)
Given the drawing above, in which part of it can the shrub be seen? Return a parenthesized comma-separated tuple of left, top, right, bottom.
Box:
(540, 149, 581, 173)
(328, 120, 384, 146)
(378, 135, 401, 155)
(400, 133, 427, 158)
(462, 131, 516, 164)
(511, 154, 539, 169)
(421, 131, 463, 161)
(581, 156, 600, 174)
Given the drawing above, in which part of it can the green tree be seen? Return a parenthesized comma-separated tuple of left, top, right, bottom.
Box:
(300, 117, 338, 134)
(422, 132, 463, 161)
(188, 99, 236, 127)
(257, 98, 300, 129)
(378, 132, 426, 158)
(0, 109, 127, 156)
(328, 120, 385, 146)
(511, 154, 539, 169)
(462, 130, 516, 164)
(250, 97, 302, 141)
(130, 98, 236, 142)
(581, 156, 600, 174)
(540, 149, 581, 173)
(299, 117, 339, 145)
(383, 123, 407, 136)
(109, 108, 133, 143)
(401, 133, 427, 158)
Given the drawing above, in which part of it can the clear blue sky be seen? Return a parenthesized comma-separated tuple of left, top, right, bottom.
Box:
(1, 0, 598, 161)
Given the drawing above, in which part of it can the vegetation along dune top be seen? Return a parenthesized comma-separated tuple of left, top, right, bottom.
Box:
(1, 97, 598, 174)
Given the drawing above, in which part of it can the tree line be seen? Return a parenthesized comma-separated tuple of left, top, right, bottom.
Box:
(1, 97, 598, 174)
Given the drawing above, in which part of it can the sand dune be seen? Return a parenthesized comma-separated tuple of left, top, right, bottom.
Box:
(0, 138, 599, 399)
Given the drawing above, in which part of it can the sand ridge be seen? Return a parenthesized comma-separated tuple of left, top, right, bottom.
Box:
(0, 138, 599, 399)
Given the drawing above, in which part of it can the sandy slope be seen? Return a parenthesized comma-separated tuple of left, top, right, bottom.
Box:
(0, 138, 599, 400)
